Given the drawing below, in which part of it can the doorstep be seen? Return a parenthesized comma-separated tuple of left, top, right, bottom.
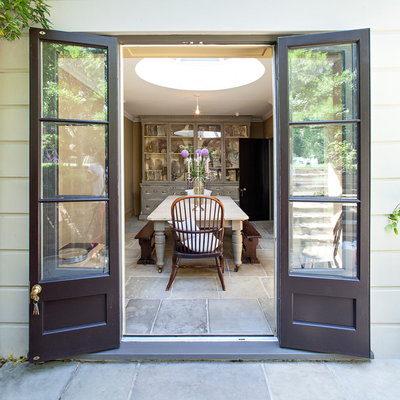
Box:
(73, 337, 367, 361)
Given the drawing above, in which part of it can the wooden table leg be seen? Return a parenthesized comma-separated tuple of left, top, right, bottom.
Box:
(154, 221, 166, 273)
(232, 220, 243, 272)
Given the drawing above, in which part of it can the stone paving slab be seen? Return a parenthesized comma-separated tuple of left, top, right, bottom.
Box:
(0, 360, 78, 399)
(2, 359, 400, 400)
(129, 362, 270, 400)
(62, 361, 139, 400)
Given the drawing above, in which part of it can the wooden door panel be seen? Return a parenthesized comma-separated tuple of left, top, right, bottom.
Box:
(277, 29, 370, 357)
(29, 28, 120, 362)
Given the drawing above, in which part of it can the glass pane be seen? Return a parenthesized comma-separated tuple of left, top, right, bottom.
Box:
(224, 124, 248, 138)
(144, 137, 167, 154)
(171, 124, 193, 138)
(144, 154, 167, 181)
(289, 124, 358, 198)
(41, 201, 108, 280)
(170, 154, 187, 182)
(289, 202, 357, 278)
(225, 138, 240, 182)
(289, 44, 358, 122)
(41, 123, 107, 198)
(42, 42, 107, 121)
(198, 125, 222, 182)
(145, 124, 168, 137)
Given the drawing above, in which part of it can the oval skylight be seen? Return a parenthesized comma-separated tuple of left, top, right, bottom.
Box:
(135, 58, 265, 91)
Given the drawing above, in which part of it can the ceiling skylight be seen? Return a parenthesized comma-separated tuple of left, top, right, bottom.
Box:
(135, 58, 265, 91)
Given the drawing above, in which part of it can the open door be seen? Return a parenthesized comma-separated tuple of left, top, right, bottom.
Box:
(277, 29, 370, 357)
(239, 138, 271, 221)
(29, 28, 119, 362)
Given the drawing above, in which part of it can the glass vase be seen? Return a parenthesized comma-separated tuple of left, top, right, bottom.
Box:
(193, 177, 204, 195)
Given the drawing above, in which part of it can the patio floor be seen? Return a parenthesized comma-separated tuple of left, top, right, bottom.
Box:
(125, 217, 275, 336)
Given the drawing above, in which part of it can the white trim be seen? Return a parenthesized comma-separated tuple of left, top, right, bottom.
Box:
(124, 110, 135, 121)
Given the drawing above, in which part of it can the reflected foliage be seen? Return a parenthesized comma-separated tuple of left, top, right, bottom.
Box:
(289, 46, 357, 122)
(42, 42, 107, 120)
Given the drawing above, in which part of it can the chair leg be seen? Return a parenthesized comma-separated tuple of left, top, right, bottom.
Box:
(219, 255, 224, 273)
(166, 255, 179, 291)
(216, 256, 226, 291)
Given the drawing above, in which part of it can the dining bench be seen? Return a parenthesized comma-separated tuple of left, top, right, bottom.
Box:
(241, 220, 262, 267)
(135, 221, 156, 264)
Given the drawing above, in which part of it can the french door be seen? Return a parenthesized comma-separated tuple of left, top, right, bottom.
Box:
(29, 28, 119, 362)
(277, 29, 370, 357)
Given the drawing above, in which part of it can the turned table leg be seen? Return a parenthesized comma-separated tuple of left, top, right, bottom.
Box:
(232, 220, 243, 272)
(154, 221, 166, 273)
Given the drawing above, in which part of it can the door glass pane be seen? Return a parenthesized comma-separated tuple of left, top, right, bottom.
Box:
(225, 138, 240, 182)
(289, 202, 357, 278)
(41, 123, 107, 198)
(289, 124, 358, 198)
(198, 125, 222, 182)
(41, 201, 108, 280)
(289, 44, 358, 122)
(41, 42, 107, 121)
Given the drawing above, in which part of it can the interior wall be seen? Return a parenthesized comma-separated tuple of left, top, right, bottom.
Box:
(132, 121, 142, 216)
(124, 117, 134, 219)
(250, 117, 273, 139)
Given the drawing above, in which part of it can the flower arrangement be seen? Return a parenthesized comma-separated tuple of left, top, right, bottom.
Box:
(181, 148, 210, 183)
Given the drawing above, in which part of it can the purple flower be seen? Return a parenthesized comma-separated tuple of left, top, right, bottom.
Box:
(201, 148, 209, 157)
(195, 149, 201, 156)
(181, 149, 189, 158)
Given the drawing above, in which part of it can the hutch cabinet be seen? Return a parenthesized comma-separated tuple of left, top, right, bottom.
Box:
(139, 116, 251, 219)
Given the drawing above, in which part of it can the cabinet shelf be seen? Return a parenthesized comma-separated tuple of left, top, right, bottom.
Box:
(140, 116, 250, 217)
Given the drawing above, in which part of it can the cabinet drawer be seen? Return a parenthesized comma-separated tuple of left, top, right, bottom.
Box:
(142, 199, 163, 214)
(142, 186, 169, 198)
(170, 188, 187, 196)
(224, 186, 239, 198)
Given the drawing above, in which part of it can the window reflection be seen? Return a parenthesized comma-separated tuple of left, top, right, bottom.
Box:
(289, 202, 357, 278)
(41, 123, 107, 198)
(289, 44, 358, 122)
(41, 42, 107, 121)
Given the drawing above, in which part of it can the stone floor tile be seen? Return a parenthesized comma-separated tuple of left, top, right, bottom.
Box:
(130, 362, 270, 400)
(152, 299, 207, 334)
(126, 262, 167, 278)
(62, 362, 138, 400)
(327, 360, 400, 400)
(264, 361, 347, 400)
(208, 298, 272, 334)
(169, 277, 220, 299)
(226, 259, 267, 277)
(260, 258, 274, 277)
(258, 297, 275, 333)
(0, 361, 78, 400)
(125, 277, 171, 299)
(125, 299, 160, 334)
(260, 277, 274, 298)
(219, 276, 268, 299)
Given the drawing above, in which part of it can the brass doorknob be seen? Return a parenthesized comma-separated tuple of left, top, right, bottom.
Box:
(30, 284, 42, 302)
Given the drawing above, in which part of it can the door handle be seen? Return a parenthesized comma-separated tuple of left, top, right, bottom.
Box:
(30, 284, 42, 316)
(240, 187, 247, 197)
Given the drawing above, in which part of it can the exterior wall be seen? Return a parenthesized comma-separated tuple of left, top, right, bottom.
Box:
(1, 0, 400, 358)
(0, 36, 30, 357)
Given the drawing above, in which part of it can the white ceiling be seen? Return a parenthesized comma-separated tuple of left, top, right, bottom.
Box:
(123, 57, 274, 120)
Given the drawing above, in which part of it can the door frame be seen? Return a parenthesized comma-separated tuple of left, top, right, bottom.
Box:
(97, 32, 369, 359)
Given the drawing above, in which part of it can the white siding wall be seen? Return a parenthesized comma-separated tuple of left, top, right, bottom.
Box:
(370, 31, 400, 358)
(0, 36, 30, 357)
(1, 0, 400, 358)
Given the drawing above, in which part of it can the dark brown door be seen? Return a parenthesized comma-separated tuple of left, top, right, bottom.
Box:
(239, 138, 271, 220)
(277, 29, 371, 357)
(29, 28, 119, 362)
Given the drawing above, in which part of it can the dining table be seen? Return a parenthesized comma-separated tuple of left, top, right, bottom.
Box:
(147, 195, 249, 272)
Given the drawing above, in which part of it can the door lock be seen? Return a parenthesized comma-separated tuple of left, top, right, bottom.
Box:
(30, 284, 42, 316)
(240, 187, 247, 197)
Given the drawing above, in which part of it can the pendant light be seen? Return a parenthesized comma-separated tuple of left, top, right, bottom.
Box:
(194, 95, 200, 115)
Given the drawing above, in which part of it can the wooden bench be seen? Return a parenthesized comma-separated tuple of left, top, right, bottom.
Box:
(241, 220, 262, 266)
(135, 221, 155, 265)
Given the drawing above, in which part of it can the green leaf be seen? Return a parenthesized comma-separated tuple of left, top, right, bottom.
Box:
(385, 224, 393, 231)
(394, 227, 399, 235)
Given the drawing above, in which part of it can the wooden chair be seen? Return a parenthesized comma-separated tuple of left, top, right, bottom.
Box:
(166, 196, 226, 291)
